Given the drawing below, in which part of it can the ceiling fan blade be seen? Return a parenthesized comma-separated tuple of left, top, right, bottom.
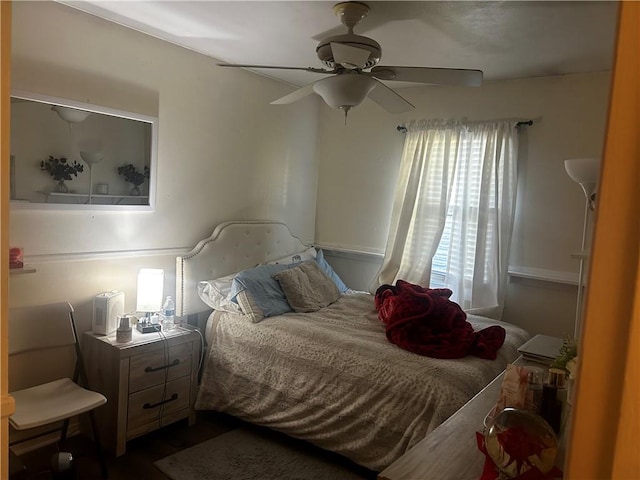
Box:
(330, 42, 370, 69)
(371, 66, 483, 87)
(270, 84, 317, 105)
(217, 63, 333, 74)
(367, 79, 414, 114)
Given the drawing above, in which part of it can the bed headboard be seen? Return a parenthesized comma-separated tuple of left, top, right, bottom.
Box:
(176, 220, 310, 317)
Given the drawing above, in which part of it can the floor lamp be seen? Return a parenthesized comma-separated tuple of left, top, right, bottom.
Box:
(564, 157, 600, 340)
(80, 150, 103, 204)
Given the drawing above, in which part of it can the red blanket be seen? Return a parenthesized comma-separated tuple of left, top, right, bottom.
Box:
(374, 280, 506, 360)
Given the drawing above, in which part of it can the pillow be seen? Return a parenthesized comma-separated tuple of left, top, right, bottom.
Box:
(235, 290, 266, 322)
(267, 247, 317, 265)
(315, 249, 348, 293)
(229, 263, 292, 319)
(272, 261, 340, 313)
(197, 273, 242, 314)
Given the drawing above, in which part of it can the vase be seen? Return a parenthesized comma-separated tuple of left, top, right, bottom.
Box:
(56, 180, 69, 193)
(130, 185, 141, 196)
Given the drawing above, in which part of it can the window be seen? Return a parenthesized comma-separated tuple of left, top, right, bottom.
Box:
(377, 121, 518, 313)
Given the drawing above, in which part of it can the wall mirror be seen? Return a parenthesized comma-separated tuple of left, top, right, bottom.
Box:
(10, 90, 158, 210)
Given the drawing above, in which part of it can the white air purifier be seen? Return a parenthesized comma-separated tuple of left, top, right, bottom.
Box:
(93, 291, 125, 335)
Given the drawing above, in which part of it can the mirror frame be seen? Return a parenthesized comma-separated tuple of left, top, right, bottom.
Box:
(10, 89, 158, 211)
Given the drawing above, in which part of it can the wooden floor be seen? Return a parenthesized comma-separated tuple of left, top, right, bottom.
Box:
(11, 411, 378, 480)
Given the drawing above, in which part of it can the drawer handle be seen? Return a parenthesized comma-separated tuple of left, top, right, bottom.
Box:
(142, 393, 178, 410)
(144, 359, 180, 373)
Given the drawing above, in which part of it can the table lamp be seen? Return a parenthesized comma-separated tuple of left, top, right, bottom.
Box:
(136, 268, 164, 333)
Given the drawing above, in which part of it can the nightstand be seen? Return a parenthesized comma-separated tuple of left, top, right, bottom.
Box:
(83, 324, 201, 456)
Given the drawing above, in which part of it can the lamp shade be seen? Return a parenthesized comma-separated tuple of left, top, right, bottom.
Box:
(313, 74, 377, 111)
(136, 268, 164, 313)
(51, 105, 92, 123)
(80, 150, 104, 165)
(564, 157, 600, 201)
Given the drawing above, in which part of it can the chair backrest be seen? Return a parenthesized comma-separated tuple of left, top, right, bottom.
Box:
(9, 302, 76, 355)
(9, 302, 81, 392)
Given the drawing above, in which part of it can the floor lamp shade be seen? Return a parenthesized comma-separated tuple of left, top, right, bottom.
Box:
(564, 157, 600, 203)
(136, 268, 164, 313)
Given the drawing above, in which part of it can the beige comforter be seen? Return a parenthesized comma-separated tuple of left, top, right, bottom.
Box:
(195, 293, 529, 471)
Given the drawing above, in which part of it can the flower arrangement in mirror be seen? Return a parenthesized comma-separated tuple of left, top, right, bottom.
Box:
(40, 155, 84, 193)
(117, 163, 150, 195)
(550, 336, 578, 374)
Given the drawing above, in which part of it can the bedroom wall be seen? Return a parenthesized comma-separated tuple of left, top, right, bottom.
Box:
(315, 72, 611, 338)
(8, 2, 321, 333)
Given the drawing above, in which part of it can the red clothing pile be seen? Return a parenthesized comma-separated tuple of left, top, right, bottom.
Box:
(374, 280, 506, 360)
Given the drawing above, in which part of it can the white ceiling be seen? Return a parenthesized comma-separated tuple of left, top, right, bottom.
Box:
(58, 1, 618, 89)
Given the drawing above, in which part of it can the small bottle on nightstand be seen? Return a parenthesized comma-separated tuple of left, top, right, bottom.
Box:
(160, 296, 175, 331)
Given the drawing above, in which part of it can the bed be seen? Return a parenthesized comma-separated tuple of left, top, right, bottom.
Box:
(176, 220, 530, 471)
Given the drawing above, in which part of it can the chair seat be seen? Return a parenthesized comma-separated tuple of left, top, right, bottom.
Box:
(9, 378, 106, 430)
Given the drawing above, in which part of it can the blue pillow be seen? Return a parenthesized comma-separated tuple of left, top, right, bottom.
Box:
(315, 249, 348, 293)
(229, 263, 292, 317)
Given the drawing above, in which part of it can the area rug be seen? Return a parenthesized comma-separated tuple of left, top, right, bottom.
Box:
(154, 427, 372, 480)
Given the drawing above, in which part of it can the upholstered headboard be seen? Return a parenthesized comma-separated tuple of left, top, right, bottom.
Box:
(176, 220, 310, 317)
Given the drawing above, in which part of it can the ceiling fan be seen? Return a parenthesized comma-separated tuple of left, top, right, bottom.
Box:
(218, 1, 483, 120)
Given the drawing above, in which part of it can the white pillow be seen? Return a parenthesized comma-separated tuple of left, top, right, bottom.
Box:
(267, 246, 317, 265)
(197, 273, 242, 314)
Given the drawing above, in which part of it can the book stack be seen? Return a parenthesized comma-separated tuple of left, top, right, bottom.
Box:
(517, 334, 564, 366)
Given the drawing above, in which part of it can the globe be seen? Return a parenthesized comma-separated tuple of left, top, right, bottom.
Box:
(484, 407, 558, 478)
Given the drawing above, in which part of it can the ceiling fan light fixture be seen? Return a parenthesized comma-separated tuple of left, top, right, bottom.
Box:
(313, 74, 377, 111)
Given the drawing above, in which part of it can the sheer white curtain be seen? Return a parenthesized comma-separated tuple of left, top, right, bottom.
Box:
(374, 120, 519, 316)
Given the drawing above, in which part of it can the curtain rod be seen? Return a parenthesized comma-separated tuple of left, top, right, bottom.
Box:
(396, 120, 534, 133)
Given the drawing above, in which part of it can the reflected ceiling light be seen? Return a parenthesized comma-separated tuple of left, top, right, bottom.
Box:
(51, 105, 92, 123)
(312, 74, 377, 121)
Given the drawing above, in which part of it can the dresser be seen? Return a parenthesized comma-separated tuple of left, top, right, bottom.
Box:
(83, 325, 201, 456)
(379, 353, 568, 480)
(378, 369, 504, 480)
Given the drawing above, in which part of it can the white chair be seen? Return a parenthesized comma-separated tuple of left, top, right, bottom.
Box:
(9, 302, 108, 478)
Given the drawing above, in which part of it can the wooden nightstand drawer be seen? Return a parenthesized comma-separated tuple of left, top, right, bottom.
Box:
(127, 376, 191, 434)
(83, 326, 201, 456)
(129, 342, 193, 393)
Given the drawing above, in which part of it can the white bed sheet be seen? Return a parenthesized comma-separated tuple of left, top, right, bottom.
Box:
(195, 293, 530, 471)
